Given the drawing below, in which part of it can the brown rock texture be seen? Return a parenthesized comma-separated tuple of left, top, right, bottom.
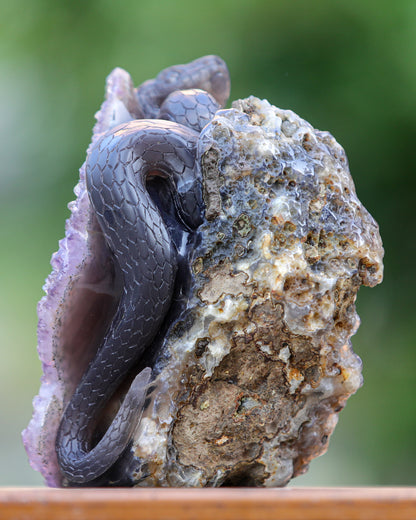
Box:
(129, 96, 383, 486)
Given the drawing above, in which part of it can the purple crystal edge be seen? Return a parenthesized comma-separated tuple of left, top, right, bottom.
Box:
(22, 68, 138, 487)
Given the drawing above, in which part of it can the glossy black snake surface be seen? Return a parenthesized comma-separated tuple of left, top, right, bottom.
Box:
(55, 56, 230, 484)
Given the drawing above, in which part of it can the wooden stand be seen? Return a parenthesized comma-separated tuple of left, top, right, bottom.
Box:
(1, 487, 416, 520)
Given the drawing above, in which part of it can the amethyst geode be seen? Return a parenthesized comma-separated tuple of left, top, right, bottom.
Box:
(23, 63, 383, 487)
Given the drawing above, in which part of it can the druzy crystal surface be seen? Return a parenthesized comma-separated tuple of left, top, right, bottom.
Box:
(23, 69, 383, 487)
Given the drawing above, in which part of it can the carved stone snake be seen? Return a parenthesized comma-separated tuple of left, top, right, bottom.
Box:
(55, 56, 230, 484)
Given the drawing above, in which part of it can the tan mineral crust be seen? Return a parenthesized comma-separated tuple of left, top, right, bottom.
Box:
(125, 96, 384, 487)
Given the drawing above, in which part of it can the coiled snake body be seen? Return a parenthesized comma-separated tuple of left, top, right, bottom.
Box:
(55, 56, 230, 484)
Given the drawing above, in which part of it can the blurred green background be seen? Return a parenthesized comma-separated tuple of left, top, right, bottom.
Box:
(1, 0, 415, 486)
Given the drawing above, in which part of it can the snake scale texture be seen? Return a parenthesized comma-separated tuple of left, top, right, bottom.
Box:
(55, 56, 230, 484)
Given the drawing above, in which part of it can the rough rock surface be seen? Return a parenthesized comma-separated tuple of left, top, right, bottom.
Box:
(124, 96, 383, 487)
(23, 72, 383, 487)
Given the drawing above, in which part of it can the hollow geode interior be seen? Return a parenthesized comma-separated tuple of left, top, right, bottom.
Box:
(23, 68, 383, 487)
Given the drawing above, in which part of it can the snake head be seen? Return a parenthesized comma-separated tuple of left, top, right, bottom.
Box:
(203, 55, 231, 108)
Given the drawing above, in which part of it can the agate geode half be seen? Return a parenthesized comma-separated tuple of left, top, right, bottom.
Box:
(23, 58, 383, 487)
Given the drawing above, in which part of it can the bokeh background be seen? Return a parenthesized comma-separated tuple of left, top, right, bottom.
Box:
(1, 0, 415, 486)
